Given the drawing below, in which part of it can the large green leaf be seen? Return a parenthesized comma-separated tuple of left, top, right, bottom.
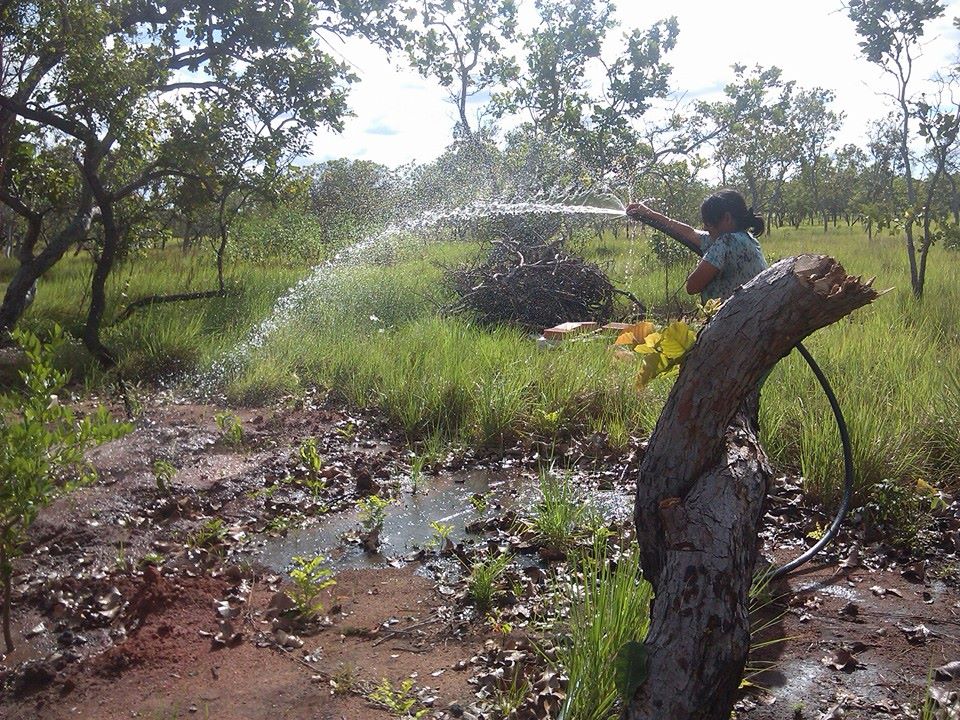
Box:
(614, 641, 648, 703)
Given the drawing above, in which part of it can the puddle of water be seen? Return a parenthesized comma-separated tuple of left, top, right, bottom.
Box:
(794, 579, 859, 602)
(242, 469, 537, 572)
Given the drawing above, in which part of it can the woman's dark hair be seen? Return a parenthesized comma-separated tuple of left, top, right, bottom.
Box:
(700, 189, 765, 236)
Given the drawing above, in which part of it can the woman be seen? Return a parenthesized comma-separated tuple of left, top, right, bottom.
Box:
(625, 189, 767, 302)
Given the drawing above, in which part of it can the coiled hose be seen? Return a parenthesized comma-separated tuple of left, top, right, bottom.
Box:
(632, 217, 853, 578)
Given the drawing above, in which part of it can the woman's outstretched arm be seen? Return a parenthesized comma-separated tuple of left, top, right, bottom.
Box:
(625, 201, 704, 255)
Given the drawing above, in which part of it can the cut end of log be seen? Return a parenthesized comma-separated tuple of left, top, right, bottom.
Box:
(793, 254, 880, 305)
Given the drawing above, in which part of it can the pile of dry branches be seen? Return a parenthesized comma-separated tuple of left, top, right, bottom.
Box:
(446, 237, 641, 330)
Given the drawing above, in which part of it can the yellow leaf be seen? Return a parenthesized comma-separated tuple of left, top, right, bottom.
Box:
(660, 322, 696, 360)
(643, 332, 662, 348)
(614, 331, 636, 346)
(916, 478, 937, 496)
(626, 321, 656, 342)
(634, 344, 657, 354)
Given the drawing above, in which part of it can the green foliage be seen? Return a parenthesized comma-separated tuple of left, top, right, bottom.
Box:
(554, 546, 652, 720)
(0, 326, 129, 650)
(368, 677, 428, 719)
(288, 554, 335, 620)
(357, 494, 390, 534)
(529, 470, 588, 552)
(186, 517, 227, 549)
(297, 438, 326, 498)
(863, 478, 941, 550)
(614, 320, 697, 388)
(214, 412, 244, 447)
(427, 520, 453, 550)
(152, 459, 176, 494)
(614, 641, 648, 707)
(466, 552, 511, 612)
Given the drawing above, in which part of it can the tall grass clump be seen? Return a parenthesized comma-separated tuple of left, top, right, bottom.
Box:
(529, 470, 588, 552)
(554, 546, 651, 720)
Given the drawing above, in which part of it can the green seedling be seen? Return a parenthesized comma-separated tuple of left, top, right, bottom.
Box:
(427, 520, 454, 550)
(469, 492, 488, 514)
(356, 495, 390, 552)
(466, 552, 511, 612)
(187, 517, 227, 549)
(288, 554, 335, 620)
(367, 677, 427, 719)
(297, 438, 327, 498)
(153, 459, 176, 493)
(214, 412, 244, 447)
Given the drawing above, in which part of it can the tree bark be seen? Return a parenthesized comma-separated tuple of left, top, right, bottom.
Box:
(627, 255, 877, 720)
(0, 194, 97, 335)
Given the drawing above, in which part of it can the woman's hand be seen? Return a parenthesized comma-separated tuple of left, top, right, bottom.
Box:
(625, 201, 652, 220)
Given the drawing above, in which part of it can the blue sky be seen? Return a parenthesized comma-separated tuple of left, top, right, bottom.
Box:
(309, 0, 960, 168)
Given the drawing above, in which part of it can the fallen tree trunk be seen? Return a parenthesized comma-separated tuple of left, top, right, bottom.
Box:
(627, 255, 878, 720)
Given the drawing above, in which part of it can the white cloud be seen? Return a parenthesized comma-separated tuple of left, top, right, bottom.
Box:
(306, 0, 960, 167)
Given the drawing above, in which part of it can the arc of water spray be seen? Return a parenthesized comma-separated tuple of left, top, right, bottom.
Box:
(202, 199, 637, 387)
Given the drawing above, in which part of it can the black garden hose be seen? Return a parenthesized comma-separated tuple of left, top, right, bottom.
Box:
(630, 215, 854, 577)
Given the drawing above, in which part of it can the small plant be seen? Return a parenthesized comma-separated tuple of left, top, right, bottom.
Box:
(356, 494, 390, 552)
(331, 663, 359, 696)
(486, 610, 513, 635)
(613, 319, 697, 387)
(288, 554, 335, 620)
(187, 517, 227, 549)
(297, 438, 326, 498)
(367, 677, 427, 719)
(490, 668, 532, 718)
(0, 326, 130, 652)
(427, 520, 454, 550)
(864, 477, 937, 550)
(466, 552, 511, 612)
(335, 421, 357, 440)
(214, 411, 244, 447)
(557, 545, 652, 720)
(469, 492, 488, 514)
(409, 454, 426, 495)
(153, 459, 176, 494)
(529, 470, 587, 552)
(114, 541, 130, 572)
(141, 552, 164, 567)
(267, 514, 298, 534)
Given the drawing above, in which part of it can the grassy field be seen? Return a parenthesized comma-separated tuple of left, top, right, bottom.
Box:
(3, 221, 959, 507)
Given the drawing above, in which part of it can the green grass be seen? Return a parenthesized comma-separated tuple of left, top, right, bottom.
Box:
(6, 222, 960, 510)
(554, 545, 652, 720)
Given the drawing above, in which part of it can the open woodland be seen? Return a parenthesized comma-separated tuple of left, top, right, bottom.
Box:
(2, 1, 960, 719)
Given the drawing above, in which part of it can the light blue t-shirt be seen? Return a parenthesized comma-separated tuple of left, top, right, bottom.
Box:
(697, 230, 767, 302)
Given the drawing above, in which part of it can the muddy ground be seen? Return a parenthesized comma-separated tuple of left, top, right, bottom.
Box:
(1, 392, 959, 720)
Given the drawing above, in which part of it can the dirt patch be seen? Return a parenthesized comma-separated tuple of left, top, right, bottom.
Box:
(2, 396, 959, 720)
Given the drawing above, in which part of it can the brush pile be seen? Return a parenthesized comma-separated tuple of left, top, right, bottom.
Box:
(446, 229, 641, 330)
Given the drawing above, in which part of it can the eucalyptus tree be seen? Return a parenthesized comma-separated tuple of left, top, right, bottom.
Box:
(0, 0, 410, 365)
(493, 0, 678, 188)
(845, 0, 947, 297)
(704, 65, 799, 228)
(793, 88, 844, 231)
(407, 0, 518, 137)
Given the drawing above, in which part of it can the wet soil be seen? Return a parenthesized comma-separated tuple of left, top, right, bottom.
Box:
(1, 394, 958, 719)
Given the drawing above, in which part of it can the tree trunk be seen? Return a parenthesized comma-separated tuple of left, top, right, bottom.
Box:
(627, 255, 877, 720)
(0, 196, 96, 334)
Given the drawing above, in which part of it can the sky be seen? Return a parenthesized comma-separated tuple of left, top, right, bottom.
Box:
(307, 0, 960, 169)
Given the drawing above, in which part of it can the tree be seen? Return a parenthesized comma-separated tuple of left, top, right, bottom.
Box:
(793, 88, 844, 231)
(0, 0, 410, 364)
(704, 65, 798, 228)
(494, 0, 678, 184)
(846, 0, 947, 297)
(407, 0, 518, 136)
(627, 257, 877, 719)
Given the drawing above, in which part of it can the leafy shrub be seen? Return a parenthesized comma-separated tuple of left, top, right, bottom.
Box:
(0, 327, 129, 651)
